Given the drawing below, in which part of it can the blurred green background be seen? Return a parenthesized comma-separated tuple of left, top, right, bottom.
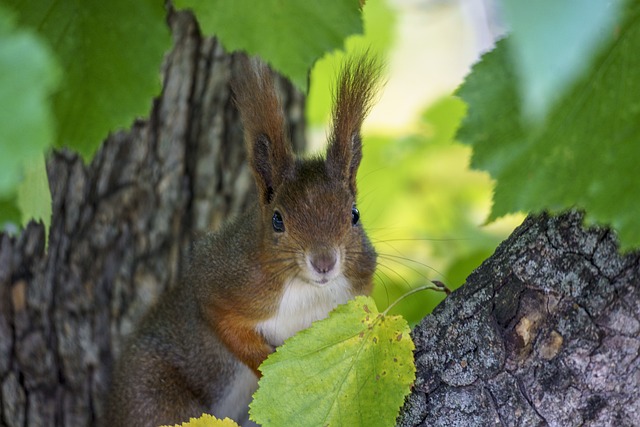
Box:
(306, 0, 523, 325)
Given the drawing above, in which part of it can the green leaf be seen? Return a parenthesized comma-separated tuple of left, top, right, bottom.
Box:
(173, 0, 363, 92)
(456, 4, 640, 250)
(17, 153, 51, 234)
(500, 0, 623, 121)
(7, 0, 171, 160)
(250, 296, 415, 427)
(0, 4, 59, 196)
(160, 414, 240, 427)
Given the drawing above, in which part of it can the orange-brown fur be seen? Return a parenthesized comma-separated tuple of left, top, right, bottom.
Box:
(107, 53, 381, 427)
(210, 306, 272, 377)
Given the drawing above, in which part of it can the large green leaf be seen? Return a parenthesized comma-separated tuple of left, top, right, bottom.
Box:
(0, 5, 59, 197)
(7, 0, 171, 160)
(250, 296, 415, 427)
(500, 0, 623, 121)
(456, 4, 640, 250)
(173, 0, 363, 92)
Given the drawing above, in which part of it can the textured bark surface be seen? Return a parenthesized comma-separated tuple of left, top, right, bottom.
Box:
(398, 211, 640, 427)
(0, 11, 305, 427)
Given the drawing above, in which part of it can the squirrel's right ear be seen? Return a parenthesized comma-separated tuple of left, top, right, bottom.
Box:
(327, 53, 382, 195)
(232, 55, 294, 205)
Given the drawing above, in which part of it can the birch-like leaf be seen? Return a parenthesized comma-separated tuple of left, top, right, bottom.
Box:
(161, 414, 240, 427)
(250, 296, 415, 427)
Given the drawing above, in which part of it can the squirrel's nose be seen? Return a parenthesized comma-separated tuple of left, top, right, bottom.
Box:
(309, 250, 337, 275)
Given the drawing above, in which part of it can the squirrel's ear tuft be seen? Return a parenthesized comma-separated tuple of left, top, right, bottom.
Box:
(326, 52, 383, 194)
(232, 54, 294, 205)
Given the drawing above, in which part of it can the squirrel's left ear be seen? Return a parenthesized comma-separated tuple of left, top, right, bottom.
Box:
(326, 53, 382, 194)
(233, 54, 294, 205)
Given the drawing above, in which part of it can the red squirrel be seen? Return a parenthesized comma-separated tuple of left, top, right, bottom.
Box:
(107, 54, 380, 427)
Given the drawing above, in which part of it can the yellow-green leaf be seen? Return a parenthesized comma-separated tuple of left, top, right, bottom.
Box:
(160, 413, 240, 427)
(250, 296, 415, 427)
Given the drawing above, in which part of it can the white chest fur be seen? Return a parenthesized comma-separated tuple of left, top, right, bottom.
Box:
(256, 276, 352, 347)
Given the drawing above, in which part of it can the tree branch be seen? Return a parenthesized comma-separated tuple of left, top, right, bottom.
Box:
(398, 211, 640, 426)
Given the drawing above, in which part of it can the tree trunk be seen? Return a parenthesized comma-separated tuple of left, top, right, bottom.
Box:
(397, 211, 640, 427)
(0, 10, 305, 427)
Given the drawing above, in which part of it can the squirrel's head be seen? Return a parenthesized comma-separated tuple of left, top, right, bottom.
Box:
(232, 54, 380, 297)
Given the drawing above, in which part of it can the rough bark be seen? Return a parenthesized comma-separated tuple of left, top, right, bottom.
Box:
(0, 11, 305, 427)
(398, 211, 640, 427)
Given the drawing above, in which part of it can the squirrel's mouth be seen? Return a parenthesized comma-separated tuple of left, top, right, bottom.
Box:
(302, 247, 343, 286)
(305, 270, 345, 287)
(303, 267, 342, 287)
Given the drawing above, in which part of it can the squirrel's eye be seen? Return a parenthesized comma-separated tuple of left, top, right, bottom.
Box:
(351, 206, 360, 226)
(272, 211, 285, 232)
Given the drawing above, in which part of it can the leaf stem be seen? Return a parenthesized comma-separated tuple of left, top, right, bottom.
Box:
(382, 281, 450, 316)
